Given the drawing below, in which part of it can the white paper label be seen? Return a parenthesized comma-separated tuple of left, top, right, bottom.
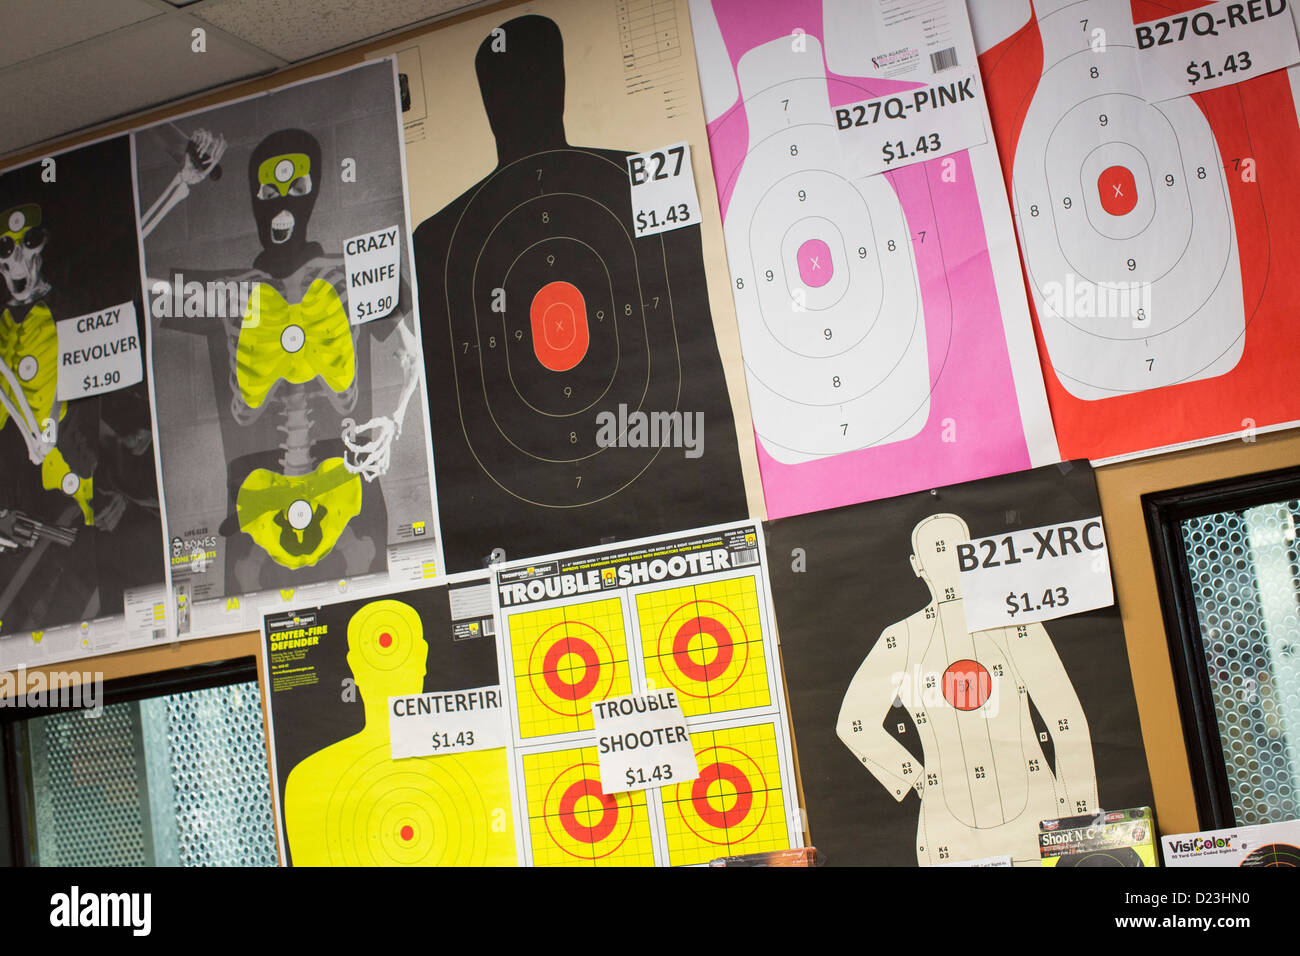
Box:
(594, 690, 699, 794)
(627, 142, 703, 237)
(834, 73, 988, 177)
(1162, 819, 1300, 866)
(936, 854, 1014, 868)
(388, 684, 509, 759)
(956, 517, 1114, 632)
(343, 224, 401, 325)
(1135, 0, 1300, 102)
(55, 301, 143, 400)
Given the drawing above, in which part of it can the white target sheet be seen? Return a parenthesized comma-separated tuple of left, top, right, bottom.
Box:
(972, 0, 1300, 462)
(691, 0, 1058, 518)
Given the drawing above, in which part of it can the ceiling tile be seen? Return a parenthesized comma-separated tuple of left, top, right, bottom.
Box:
(0, 0, 161, 68)
(195, 0, 478, 62)
(0, 15, 279, 158)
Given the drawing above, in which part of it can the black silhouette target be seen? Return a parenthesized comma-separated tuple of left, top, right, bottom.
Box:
(1006, 3, 1254, 399)
(445, 147, 683, 507)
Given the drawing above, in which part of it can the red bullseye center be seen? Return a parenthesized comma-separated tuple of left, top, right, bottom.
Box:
(542, 636, 601, 701)
(558, 778, 618, 843)
(672, 617, 734, 682)
(942, 659, 992, 711)
(691, 763, 753, 829)
(1098, 165, 1138, 216)
(399, 824, 414, 841)
(378, 632, 392, 648)
(530, 280, 589, 372)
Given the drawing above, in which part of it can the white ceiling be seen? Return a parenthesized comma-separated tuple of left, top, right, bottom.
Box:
(0, 0, 490, 161)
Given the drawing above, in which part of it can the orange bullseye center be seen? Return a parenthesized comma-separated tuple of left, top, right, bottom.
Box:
(399, 825, 414, 841)
(379, 632, 392, 648)
(530, 280, 590, 372)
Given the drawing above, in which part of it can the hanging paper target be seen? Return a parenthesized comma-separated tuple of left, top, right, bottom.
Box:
(507, 598, 631, 738)
(636, 578, 769, 717)
(346, 600, 423, 676)
(703, 29, 932, 464)
(523, 749, 653, 866)
(1240, 843, 1300, 867)
(311, 743, 505, 866)
(660, 724, 789, 866)
(1000, 0, 1251, 399)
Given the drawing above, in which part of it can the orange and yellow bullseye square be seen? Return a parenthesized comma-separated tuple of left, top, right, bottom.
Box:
(523, 748, 654, 867)
(635, 577, 770, 717)
(507, 598, 631, 738)
(661, 723, 790, 866)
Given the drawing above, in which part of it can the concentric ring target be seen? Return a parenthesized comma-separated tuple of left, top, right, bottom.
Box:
(1055, 846, 1144, 867)
(320, 744, 494, 866)
(711, 35, 939, 463)
(540, 760, 635, 861)
(657, 600, 750, 699)
(1008, 2, 1253, 398)
(525, 618, 619, 718)
(346, 600, 422, 675)
(444, 147, 686, 507)
(670, 743, 770, 847)
(1240, 843, 1300, 867)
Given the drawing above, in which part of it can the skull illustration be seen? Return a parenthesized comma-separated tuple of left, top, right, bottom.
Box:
(0, 204, 49, 305)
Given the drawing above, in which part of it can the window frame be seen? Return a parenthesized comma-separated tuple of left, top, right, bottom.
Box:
(1143, 464, 1300, 830)
(0, 655, 259, 867)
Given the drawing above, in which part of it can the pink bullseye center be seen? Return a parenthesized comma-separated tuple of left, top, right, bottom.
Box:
(796, 238, 834, 288)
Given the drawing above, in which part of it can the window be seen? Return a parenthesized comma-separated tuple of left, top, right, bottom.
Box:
(3, 659, 278, 866)
(1146, 466, 1300, 829)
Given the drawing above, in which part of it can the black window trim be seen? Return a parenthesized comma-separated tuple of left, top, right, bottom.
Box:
(0, 655, 259, 867)
(1143, 463, 1300, 831)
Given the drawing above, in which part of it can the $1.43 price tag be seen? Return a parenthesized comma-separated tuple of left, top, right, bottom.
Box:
(594, 689, 699, 794)
(388, 684, 509, 759)
(55, 301, 143, 401)
(1134, 0, 1300, 102)
(955, 517, 1115, 633)
(343, 224, 401, 325)
(834, 74, 988, 178)
(627, 142, 702, 238)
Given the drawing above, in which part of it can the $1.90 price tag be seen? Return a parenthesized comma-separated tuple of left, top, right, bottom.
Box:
(955, 517, 1115, 633)
(594, 690, 699, 794)
(388, 684, 509, 760)
(627, 142, 702, 238)
(834, 74, 988, 178)
(343, 224, 401, 325)
(1134, 0, 1300, 102)
(55, 301, 143, 401)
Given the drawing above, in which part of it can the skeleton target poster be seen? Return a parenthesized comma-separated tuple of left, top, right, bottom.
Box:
(0, 136, 168, 665)
(764, 462, 1153, 866)
(373, 0, 763, 574)
(133, 60, 440, 638)
(971, 0, 1300, 462)
(689, 0, 1059, 519)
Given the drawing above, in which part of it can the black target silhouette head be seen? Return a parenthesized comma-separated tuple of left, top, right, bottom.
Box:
(248, 129, 322, 275)
(476, 15, 568, 165)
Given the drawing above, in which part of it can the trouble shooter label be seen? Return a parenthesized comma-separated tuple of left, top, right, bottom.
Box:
(593, 689, 699, 794)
